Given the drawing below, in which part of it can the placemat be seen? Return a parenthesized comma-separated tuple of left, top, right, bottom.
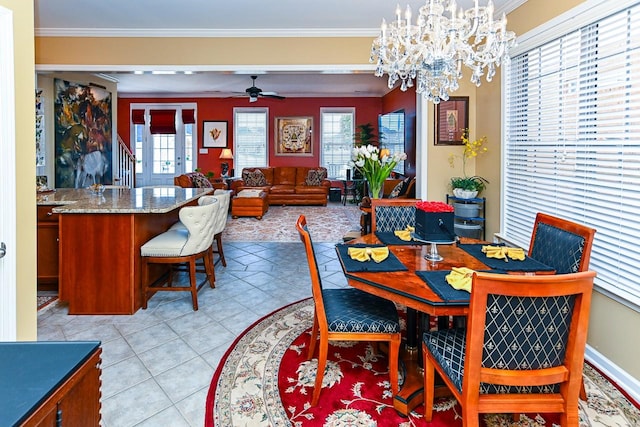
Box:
(458, 244, 555, 272)
(415, 270, 471, 303)
(375, 231, 426, 246)
(335, 243, 408, 273)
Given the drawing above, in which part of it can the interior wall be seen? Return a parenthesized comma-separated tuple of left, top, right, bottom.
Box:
(1, 0, 36, 339)
(35, 36, 375, 67)
(118, 96, 382, 176)
(381, 87, 417, 177)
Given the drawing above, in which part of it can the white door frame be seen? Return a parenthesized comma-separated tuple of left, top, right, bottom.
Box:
(0, 5, 18, 340)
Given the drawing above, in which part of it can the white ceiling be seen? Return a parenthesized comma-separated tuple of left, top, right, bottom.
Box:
(34, 0, 523, 98)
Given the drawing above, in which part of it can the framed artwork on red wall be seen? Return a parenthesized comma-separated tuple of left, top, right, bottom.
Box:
(203, 121, 228, 148)
(275, 116, 313, 156)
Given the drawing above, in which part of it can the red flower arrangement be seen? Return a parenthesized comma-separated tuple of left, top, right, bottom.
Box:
(416, 200, 454, 213)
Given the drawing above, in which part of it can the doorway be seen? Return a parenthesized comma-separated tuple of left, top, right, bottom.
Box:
(131, 103, 197, 186)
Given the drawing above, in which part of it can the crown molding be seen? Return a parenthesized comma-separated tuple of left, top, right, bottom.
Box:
(35, 27, 379, 38)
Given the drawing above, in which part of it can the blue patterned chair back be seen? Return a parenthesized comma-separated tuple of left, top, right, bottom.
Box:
(374, 205, 416, 232)
(530, 222, 586, 273)
(480, 294, 575, 394)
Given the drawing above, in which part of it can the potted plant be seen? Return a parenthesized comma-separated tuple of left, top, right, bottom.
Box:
(449, 129, 489, 198)
(449, 176, 488, 199)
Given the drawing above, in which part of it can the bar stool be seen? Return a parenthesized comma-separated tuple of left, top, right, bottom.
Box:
(140, 196, 220, 310)
(169, 190, 230, 266)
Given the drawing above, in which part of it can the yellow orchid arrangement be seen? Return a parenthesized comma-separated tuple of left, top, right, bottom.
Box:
(449, 129, 489, 194)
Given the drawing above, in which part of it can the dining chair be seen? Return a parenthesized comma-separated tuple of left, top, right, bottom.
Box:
(422, 270, 596, 427)
(371, 198, 419, 233)
(528, 212, 596, 274)
(140, 196, 220, 310)
(528, 212, 596, 401)
(295, 215, 402, 406)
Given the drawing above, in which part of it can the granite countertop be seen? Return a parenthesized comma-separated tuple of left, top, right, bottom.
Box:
(36, 187, 212, 214)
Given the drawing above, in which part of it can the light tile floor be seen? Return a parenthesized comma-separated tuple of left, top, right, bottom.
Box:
(37, 241, 350, 427)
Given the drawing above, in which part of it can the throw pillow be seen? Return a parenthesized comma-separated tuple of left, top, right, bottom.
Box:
(242, 169, 267, 187)
(305, 169, 327, 186)
(188, 172, 213, 188)
(388, 181, 404, 198)
(399, 177, 412, 196)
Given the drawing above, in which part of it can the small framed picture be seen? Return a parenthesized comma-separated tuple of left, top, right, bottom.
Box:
(203, 121, 228, 148)
(434, 97, 469, 145)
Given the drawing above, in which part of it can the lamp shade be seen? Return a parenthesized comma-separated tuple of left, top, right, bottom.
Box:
(219, 148, 234, 160)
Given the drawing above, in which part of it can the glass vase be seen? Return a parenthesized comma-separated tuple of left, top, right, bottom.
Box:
(367, 179, 384, 199)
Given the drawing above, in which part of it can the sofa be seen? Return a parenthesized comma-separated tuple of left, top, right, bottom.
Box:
(174, 172, 227, 191)
(230, 166, 331, 206)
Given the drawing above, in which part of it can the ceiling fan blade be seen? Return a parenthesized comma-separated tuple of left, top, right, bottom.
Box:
(263, 94, 286, 100)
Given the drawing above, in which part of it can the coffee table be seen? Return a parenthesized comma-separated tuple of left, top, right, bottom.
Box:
(231, 190, 269, 220)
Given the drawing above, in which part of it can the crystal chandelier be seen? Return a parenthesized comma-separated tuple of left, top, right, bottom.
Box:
(370, 0, 516, 104)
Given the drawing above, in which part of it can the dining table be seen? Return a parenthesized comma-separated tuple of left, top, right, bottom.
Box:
(335, 232, 555, 415)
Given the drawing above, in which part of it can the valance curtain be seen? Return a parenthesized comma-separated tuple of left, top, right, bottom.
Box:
(182, 109, 195, 125)
(131, 109, 145, 125)
(150, 109, 177, 134)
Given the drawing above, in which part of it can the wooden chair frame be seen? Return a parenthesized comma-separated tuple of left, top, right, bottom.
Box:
(296, 215, 401, 406)
(529, 212, 596, 401)
(423, 271, 596, 427)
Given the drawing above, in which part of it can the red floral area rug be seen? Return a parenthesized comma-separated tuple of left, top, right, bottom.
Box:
(205, 299, 640, 427)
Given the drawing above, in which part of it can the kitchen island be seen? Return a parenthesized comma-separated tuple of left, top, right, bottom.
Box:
(37, 187, 212, 314)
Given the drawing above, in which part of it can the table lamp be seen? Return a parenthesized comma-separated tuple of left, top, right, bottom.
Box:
(219, 148, 233, 178)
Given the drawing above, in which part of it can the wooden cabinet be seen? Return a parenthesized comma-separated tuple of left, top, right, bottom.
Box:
(0, 342, 102, 427)
(37, 205, 60, 291)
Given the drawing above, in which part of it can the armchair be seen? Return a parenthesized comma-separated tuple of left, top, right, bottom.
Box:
(422, 270, 596, 427)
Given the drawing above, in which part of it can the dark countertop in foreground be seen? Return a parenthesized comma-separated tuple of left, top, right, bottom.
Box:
(36, 187, 212, 214)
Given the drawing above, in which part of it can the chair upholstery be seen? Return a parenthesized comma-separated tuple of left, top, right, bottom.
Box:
(529, 213, 596, 274)
(422, 270, 596, 427)
(295, 215, 402, 406)
(371, 198, 419, 233)
(141, 196, 221, 310)
(211, 189, 231, 266)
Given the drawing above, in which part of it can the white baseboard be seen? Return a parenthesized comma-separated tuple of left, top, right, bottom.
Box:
(585, 344, 640, 404)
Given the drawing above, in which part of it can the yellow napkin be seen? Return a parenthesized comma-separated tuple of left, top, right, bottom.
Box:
(445, 267, 475, 293)
(394, 225, 415, 241)
(481, 245, 526, 261)
(347, 246, 389, 263)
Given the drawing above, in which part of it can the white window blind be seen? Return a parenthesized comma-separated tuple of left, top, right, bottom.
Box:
(234, 108, 268, 175)
(320, 108, 354, 179)
(504, 4, 640, 308)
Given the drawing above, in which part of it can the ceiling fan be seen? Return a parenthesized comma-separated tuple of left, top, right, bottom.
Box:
(243, 75, 285, 102)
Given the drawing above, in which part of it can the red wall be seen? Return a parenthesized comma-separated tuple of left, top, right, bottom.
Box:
(118, 96, 382, 177)
(381, 87, 417, 176)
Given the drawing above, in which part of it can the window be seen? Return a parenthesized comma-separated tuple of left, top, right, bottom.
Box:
(320, 108, 354, 179)
(234, 108, 268, 175)
(379, 110, 405, 175)
(503, 1, 640, 309)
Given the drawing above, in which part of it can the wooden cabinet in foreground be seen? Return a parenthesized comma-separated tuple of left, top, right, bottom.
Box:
(37, 205, 60, 291)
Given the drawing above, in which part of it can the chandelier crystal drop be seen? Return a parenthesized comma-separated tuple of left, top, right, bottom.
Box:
(370, 0, 516, 104)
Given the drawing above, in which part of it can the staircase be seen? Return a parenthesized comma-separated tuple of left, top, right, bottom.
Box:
(113, 135, 136, 188)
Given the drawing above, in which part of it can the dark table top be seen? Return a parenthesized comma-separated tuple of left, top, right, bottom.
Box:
(0, 341, 100, 426)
